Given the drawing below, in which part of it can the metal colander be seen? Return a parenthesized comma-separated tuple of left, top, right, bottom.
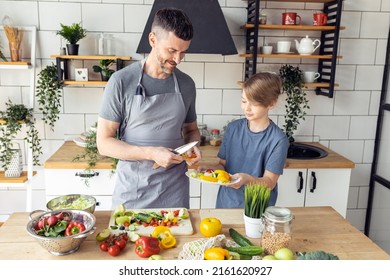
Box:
(26, 209, 96, 256)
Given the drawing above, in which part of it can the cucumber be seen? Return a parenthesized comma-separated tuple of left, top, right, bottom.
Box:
(229, 228, 254, 247)
(149, 211, 163, 220)
(229, 251, 253, 260)
(226, 246, 264, 256)
(135, 212, 152, 223)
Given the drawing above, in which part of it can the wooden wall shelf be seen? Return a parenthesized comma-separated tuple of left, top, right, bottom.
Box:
(50, 55, 131, 60)
(51, 55, 131, 87)
(62, 80, 108, 86)
(243, 0, 344, 97)
(0, 171, 37, 184)
(242, 24, 346, 31)
(0, 61, 32, 69)
(240, 53, 342, 59)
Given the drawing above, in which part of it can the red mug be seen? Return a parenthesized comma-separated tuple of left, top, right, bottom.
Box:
(313, 13, 328, 26)
(282, 12, 302, 25)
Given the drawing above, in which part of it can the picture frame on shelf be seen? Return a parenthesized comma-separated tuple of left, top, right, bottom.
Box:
(75, 68, 88, 81)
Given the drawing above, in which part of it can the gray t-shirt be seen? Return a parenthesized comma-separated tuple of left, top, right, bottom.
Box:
(99, 61, 197, 129)
(216, 118, 289, 208)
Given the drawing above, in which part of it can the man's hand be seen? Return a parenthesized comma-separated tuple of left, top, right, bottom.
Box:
(185, 146, 201, 166)
(152, 147, 185, 168)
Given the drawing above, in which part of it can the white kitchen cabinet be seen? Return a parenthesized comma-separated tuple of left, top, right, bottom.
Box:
(189, 180, 201, 209)
(200, 182, 219, 209)
(276, 168, 351, 217)
(45, 169, 116, 211)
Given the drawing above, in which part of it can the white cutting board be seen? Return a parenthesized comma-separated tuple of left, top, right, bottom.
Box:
(108, 208, 194, 236)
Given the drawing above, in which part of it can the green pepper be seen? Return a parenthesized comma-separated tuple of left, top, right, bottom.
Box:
(135, 236, 160, 258)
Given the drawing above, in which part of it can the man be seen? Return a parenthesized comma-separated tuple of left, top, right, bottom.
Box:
(97, 8, 201, 209)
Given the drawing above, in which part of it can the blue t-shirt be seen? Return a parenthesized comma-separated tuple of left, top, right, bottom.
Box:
(216, 118, 289, 208)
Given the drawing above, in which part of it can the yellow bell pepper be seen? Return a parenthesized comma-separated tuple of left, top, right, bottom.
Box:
(215, 170, 231, 183)
(159, 235, 176, 249)
(151, 226, 177, 249)
(204, 247, 230, 260)
(151, 226, 170, 238)
(199, 174, 218, 182)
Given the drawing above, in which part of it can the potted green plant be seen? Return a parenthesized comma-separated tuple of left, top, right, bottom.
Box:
(36, 64, 62, 131)
(243, 182, 271, 238)
(56, 22, 87, 55)
(92, 59, 115, 81)
(279, 64, 310, 144)
(72, 123, 117, 186)
(0, 100, 42, 171)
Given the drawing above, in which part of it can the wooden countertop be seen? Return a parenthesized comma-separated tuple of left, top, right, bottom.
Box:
(0, 207, 388, 260)
(44, 141, 354, 169)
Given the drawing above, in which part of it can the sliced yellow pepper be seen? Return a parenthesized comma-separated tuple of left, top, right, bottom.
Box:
(199, 174, 218, 182)
(204, 247, 230, 260)
(151, 226, 177, 249)
(151, 226, 170, 238)
(215, 170, 231, 183)
(159, 235, 177, 249)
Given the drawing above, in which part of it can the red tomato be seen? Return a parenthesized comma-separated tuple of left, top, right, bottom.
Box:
(100, 241, 109, 252)
(108, 245, 121, 256)
(173, 210, 180, 217)
(122, 234, 129, 241)
(115, 239, 127, 250)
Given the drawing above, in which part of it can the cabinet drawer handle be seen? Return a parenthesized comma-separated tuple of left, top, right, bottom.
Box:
(75, 171, 99, 178)
(298, 171, 304, 193)
(310, 171, 317, 193)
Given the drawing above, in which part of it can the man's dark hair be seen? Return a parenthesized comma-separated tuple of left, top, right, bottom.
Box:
(152, 7, 193, 41)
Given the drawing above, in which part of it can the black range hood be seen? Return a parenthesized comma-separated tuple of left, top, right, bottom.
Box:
(136, 0, 237, 55)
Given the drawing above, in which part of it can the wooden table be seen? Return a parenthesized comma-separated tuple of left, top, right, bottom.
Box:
(0, 207, 388, 260)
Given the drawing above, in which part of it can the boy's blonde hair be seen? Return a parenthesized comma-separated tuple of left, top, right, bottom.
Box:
(242, 72, 282, 107)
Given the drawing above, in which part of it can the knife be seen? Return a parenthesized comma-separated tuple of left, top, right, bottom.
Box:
(153, 141, 199, 169)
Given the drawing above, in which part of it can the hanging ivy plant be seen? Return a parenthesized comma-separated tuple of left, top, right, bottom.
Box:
(36, 64, 62, 131)
(0, 100, 42, 170)
(279, 64, 310, 143)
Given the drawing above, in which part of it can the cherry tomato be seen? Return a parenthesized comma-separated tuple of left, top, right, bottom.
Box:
(108, 245, 121, 256)
(122, 233, 129, 241)
(115, 239, 127, 250)
(173, 210, 180, 217)
(100, 241, 109, 252)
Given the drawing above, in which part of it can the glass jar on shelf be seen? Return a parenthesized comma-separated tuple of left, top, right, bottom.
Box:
(198, 123, 210, 146)
(259, 13, 267, 25)
(210, 129, 221, 146)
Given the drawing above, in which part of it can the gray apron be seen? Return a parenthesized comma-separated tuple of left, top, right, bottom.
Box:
(112, 60, 189, 209)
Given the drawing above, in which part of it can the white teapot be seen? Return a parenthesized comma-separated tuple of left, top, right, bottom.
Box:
(295, 35, 321, 55)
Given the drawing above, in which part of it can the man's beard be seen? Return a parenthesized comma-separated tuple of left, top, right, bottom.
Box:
(156, 53, 175, 75)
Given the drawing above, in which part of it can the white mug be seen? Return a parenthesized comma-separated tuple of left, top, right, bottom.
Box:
(277, 41, 291, 53)
(304, 71, 320, 83)
(261, 45, 273, 54)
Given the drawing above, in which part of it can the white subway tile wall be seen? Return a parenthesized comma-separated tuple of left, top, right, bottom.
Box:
(0, 0, 388, 232)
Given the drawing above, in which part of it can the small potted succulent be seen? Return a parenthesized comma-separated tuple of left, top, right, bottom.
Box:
(93, 59, 115, 81)
(56, 22, 87, 55)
